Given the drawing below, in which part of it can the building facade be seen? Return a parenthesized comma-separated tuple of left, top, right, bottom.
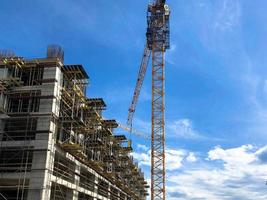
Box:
(0, 46, 148, 200)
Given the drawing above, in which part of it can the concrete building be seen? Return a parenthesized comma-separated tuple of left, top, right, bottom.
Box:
(0, 46, 148, 200)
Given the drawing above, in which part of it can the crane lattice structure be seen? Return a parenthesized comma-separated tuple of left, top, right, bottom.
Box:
(127, 0, 170, 199)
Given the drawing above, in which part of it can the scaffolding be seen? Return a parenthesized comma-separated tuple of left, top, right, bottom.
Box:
(0, 47, 148, 200)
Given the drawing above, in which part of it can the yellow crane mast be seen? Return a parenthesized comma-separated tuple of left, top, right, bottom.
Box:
(126, 0, 170, 199)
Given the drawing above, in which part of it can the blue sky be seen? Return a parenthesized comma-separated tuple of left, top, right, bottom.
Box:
(1, 0, 267, 199)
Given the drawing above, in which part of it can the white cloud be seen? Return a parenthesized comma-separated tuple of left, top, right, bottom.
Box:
(207, 145, 255, 165)
(137, 144, 149, 151)
(131, 151, 150, 166)
(132, 146, 197, 171)
(165, 149, 186, 171)
(166, 145, 267, 200)
(166, 44, 177, 65)
(167, 119, 203, 139)
(134, 145, 267, 199)
(186, 152, 197, 162)
(214, 0, 241, 32)
(180, 0, 242, 54)
(256, 146, 267, 164)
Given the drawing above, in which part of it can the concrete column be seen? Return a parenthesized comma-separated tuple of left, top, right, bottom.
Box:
(27, 66, 62, 200)
(26, 151, 50, 200)
(108, 184, 111, 199)
(27, 118, 56, 200)
(66, 189, 74, 200)
(0, 117, 5, 141)
(0, 122, 3, 142)
(72, 163, 81, 200)
(94, 176, 99, 200)
(75, 164, 80, 186)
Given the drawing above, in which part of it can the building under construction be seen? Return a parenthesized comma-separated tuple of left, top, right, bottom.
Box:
(0, 46, 148, 200)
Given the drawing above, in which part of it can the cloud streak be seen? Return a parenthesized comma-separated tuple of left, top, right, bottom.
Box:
(167, 119, 204, 139)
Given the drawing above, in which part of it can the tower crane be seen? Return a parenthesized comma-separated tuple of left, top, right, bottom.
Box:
(127, 0, 170, 199)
